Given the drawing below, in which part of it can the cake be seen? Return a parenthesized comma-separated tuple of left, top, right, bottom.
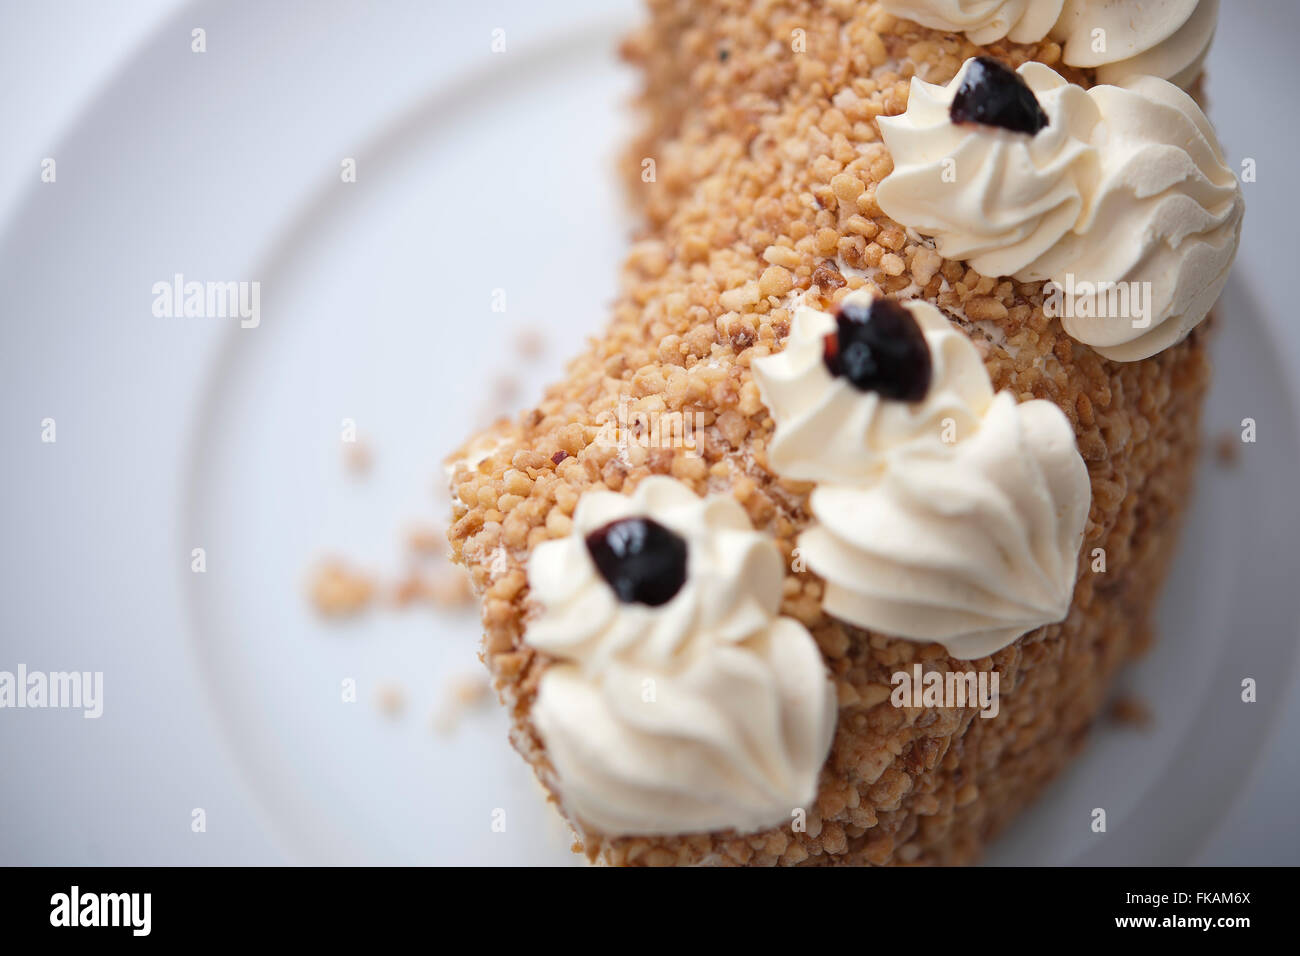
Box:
(447, 0, 1242, 865)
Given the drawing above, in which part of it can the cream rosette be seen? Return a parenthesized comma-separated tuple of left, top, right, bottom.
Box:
(880, 0, 1218, 88)
(877, 58, 1243, 361)
(525, 476, 835, 836)
(754, 291, 1090, 657)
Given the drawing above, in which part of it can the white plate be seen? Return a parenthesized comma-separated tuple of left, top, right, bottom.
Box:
(2, 0, 1298, 865)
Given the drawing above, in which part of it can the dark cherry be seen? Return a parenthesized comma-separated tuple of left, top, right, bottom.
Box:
(949, 56, 1048, 135)
(585, 517, 688, 607)
(822, 298, 932, 402)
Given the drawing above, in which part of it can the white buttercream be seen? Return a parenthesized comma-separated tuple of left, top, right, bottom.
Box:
(880, 0, 1217, 88)
(1057, 0, 1218, 89)
(753, 290, 1091, 658)
(754, 293, 994, 484)
(802, 392, 1089, 659)
(881, 0, 1064, 46)
(1047, 74, 1243, 360)
(525, 476, 835, 837)
(876, 62, 1100, 281)
(876, 59, 1244, 361)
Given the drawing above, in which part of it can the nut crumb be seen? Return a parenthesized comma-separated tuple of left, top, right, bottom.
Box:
(309, 560, 375, 617)
(429, 570, 473, 608)
(812, 259, 846, 293)
(1213, 431, 1240, 466)
(344, 440, 372, 477)
(515, 327, 547, 359)
(1109, 695, 1153, 730)
(390, 569, 431, 607)
(375, 682, 406, 717)
(406, 524, 447, 557)
(432, 674, 492, 734)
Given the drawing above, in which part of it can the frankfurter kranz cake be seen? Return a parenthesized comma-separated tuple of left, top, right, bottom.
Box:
(446, 0, 1242, 865)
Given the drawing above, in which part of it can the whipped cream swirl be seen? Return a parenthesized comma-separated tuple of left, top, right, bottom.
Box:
(1055, 0, 1219, 89)
(877, 59, 1244, 361)
(877, 61, 1100, 282)
(525, 476, 835, 837)
(881, 0, 1065, 46)
(880, 0, 1218, 88)
(755, 295, 994, 484)
(804, 392, 1089, 659)
(753, 291, 1090, 658)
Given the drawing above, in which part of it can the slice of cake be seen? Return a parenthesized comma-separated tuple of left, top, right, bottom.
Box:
(447, 0, 1241, 865)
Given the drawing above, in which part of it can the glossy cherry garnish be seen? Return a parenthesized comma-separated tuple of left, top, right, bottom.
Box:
(949, 56, 1048, 135)
(822, 297, 932, 402)
(585, 517, 688, 607)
